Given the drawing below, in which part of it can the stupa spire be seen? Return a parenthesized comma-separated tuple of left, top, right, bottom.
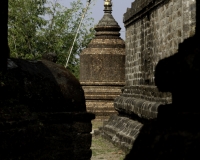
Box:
(104, 0, 112, 13)
(93, 0, 121, 38)
(80, 0, 125, 119)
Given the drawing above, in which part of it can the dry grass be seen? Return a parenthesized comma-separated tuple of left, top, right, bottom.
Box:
(91, 120, 126, 160)
(91, 120, 104, 130)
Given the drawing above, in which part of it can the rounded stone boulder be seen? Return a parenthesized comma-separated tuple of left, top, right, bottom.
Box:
(0, 58, 86, 113)
(0, 58, 94, 160)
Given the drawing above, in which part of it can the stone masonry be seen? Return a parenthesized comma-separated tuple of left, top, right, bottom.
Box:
(125, 0, 196, 87)
(0, 58, 95, 160)
(101, 0, 199, 155)
(80, 0, 125, 119)
(0, 2, 95, 159)
(115, 0, 195, 119)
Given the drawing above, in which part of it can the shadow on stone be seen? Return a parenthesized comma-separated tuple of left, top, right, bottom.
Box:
(0, 59, 95, 159)
(0, 1, 95, 159)
(124, 0, 200, 158)
(125, 35, 200, 160)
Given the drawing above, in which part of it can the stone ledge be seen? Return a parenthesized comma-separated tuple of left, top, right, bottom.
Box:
(85, 95, 121, 100)
(122, 85, 172, 104)
(114, 96, 162, 119)
(123, 85, 171, 98)
(88, 43, 125, 48)
(101, 115, 143, 152)
(123, 0, 169, 26)
(80, 48, 125, 55)
(81, 81, 125, 86)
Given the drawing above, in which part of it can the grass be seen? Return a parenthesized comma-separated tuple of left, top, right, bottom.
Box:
(91, 120, 104, 130)
(91, 120, 126, 160)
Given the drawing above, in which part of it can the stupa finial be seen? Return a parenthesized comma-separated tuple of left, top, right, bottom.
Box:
(104, 0, 112, 13)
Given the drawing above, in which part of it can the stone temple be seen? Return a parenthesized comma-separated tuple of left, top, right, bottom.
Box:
(80, 0, 125, 119)
(101, 0, 200, 159)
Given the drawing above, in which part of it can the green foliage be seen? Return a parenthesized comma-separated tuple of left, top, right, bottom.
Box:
(8, 0, 95, 78)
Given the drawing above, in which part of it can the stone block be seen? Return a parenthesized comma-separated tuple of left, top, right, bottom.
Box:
(0, 59, 95, 159)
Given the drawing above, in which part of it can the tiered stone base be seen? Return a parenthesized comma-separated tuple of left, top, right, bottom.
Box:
(86, 100, 118, 119)
(101, 115, 143, 152)
(101, 109, 200, 160)
(81, 83, 124, 119)
(100, 84, 172, 152)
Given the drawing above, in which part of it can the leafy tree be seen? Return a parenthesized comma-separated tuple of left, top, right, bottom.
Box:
(8, 0, 47, 59)
(8, 0, 95, 78)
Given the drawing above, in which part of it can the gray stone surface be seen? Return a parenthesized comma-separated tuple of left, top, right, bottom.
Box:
(113, 0, 196, 120)
(102, 0, 199, 156)
(125, 0, 196, 87)
(101, 115, 143, 152)
(115, 97, 160, 119)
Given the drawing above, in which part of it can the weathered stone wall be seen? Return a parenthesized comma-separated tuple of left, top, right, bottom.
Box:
(124, 0, 196, 87)
(114, 0, 196, 120)
(101, 0, 200, 157)
(80, 51, 125, 82)
(0, 59, 95, 159)
(82, 85, 122, 117)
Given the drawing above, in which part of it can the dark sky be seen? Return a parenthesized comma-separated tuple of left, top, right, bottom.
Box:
(59, 0, 134, 39)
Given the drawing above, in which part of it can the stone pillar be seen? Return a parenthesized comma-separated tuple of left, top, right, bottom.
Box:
(80, 0, 125, 119)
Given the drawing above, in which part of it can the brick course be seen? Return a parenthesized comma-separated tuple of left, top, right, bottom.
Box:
(102, 0, 198, 154)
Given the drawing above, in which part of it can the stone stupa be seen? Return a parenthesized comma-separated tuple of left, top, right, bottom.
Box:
(80, 0, 125, 119)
